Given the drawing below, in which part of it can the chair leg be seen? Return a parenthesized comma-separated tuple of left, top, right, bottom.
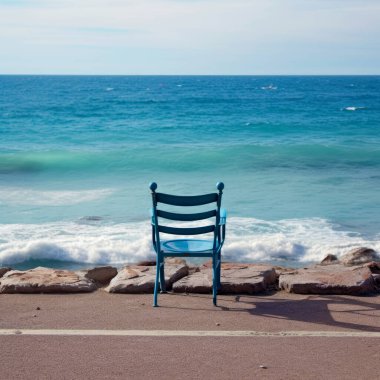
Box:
(159, 260, 167, 293)
(217, 252, 222, 289)
(212, 255, 218, 306)
(153, 260, 160, 307)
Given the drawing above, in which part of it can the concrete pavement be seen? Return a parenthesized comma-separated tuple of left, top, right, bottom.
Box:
(1, 292, 379, 379)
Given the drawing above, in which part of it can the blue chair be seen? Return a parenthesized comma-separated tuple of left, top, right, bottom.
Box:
(149, 182, 226, 307)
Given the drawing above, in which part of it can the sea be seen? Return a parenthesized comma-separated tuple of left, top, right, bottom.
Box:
(0, 75, 379, 270)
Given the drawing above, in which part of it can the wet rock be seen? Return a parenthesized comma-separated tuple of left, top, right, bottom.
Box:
(173, 263, 276, 294)
(0, 267, 97, 294)
(320, 254, 339, 265)
(340, 247, 379, 266)
(106, 262, 188, 293)
(279, 264, 376, 295)
(85, 266, 118, 285)
(0, 267, 12, 278)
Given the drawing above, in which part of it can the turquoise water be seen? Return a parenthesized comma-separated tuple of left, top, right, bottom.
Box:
(1, 75, 379, 268)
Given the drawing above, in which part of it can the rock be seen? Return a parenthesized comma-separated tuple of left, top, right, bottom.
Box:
(279, 264, 376, 295)
(320, 254, 339, 265)
(340, 247, 379, 266)
(135, 258, 188, 267)
(106, 262, 188, 293)
(173, 263, 276, 294)
(85, 266, 118, 285)
(0, 267, 97, 294)
(221, 263, 276, 294)
(136, 260, 156, 266)
(366, 261, 380, 274)
(0, 267, 12, 278)
(166, 258, 187, 266)
(273, 266, 297, 280)
(173, 271, 213, 293)
(373, 274, 380, 287)
(187, 264, 200, 275)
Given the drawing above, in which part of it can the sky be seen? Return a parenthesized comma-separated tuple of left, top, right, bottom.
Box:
(0, 0, 379, 74)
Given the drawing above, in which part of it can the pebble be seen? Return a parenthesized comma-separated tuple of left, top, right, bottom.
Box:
(33, 314, 37, 318)
(36, 307, 41, 310)
(259, 365, 267, 369)
(216, 323, 220, 326)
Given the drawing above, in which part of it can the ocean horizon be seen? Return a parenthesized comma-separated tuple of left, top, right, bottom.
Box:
(1, 75, 379, 269)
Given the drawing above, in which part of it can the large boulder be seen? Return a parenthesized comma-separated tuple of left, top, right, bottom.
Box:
(106, 262, 188, 293)
(173, 263, 276, 294)
(0, 267, 97, 294)
(279, 264, 376, 295)
(340, 247, 379, 266)
(84, 266, 118, 285)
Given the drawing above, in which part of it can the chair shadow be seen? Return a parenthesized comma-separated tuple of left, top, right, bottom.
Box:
(161, 292, 380, 332)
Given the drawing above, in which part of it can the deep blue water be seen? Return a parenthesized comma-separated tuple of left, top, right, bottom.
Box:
(0, 75, 379, 268)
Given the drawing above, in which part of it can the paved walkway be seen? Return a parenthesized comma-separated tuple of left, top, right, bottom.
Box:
(1, 292, 379, 379)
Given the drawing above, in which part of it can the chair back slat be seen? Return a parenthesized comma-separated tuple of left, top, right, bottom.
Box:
(158, 225, 215, 235)
(157, 209, 216, 221)
(156, 192, 218, 206)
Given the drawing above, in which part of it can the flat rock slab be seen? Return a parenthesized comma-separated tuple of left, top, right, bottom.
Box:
(0, 267, 97, 294)
(279, 264, 376, 295)
(106, 263, 188, 294)
(173, 263, 276, 294)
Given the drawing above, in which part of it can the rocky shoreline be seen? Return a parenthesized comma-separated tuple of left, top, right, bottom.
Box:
(1, 247, 379, 296)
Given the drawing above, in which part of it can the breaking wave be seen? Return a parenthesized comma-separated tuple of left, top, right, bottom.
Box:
(0, 217, 378, 268)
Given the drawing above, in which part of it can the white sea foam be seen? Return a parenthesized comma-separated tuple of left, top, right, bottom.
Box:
(0, 218, 378, 267)
(261, 84, 277, 90)
(344, 106, 366, 111)
(0, 188, 115, 206)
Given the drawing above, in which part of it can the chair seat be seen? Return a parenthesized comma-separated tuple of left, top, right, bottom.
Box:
(162, 239, 214, 254)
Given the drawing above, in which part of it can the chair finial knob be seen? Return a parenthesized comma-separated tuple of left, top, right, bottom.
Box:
(149, 182, 157, 192)
(216, 182, 224, 191)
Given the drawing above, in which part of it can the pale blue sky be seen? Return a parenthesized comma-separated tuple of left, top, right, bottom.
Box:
(0, 0, 379, 74)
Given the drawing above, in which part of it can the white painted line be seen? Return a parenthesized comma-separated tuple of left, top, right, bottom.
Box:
(0, 329, 380, 338)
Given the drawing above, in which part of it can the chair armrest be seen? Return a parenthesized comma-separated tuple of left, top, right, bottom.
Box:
(219, 208, 227, 225)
